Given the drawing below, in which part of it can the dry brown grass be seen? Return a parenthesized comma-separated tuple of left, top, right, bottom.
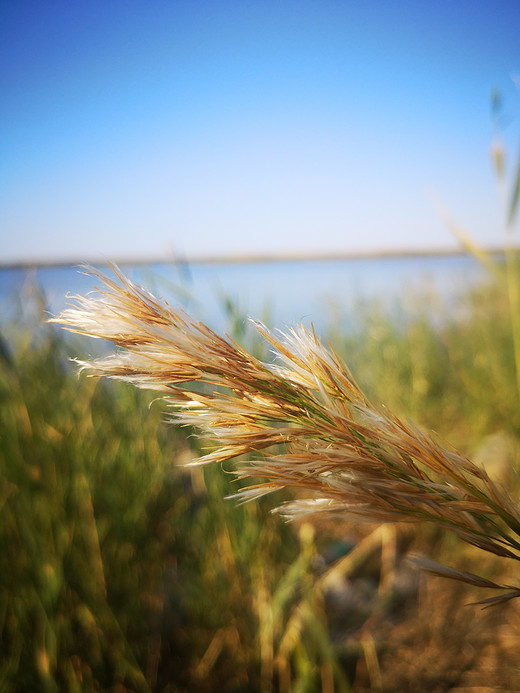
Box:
(52, 264, 520, 605)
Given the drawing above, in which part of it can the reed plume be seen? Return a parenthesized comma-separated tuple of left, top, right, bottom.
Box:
(52, 265, 520, 604)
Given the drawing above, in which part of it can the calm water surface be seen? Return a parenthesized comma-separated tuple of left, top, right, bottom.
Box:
(0, 254, 490, 335)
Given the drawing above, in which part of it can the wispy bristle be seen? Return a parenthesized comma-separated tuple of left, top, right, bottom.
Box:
(50, 265, 520, 598)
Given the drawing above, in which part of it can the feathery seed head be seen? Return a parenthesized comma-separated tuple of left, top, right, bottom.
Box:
(51, 265, 520, 600)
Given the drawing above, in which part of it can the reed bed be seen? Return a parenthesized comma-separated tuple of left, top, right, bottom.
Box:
(4, 268, 520, 691)
(52, 264, 520, 605)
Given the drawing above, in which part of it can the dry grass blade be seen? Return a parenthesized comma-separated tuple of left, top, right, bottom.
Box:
(51, 265, 520, 600)
(408, 555, 511, 590)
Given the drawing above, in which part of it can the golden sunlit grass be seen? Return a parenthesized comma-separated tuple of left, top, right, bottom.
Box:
(4, 263, 520, 692)
(52, 264, 520, 606)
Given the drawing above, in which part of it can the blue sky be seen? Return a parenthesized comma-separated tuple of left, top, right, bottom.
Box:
(1, 0, 519, 264)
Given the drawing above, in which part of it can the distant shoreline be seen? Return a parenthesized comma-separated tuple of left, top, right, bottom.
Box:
(0, 246, 512, 271)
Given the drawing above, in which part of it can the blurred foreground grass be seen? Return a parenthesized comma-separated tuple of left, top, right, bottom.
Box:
(2, 272, 520, 692)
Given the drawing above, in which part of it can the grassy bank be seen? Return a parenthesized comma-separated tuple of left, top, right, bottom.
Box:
(2, 273, 520, 692)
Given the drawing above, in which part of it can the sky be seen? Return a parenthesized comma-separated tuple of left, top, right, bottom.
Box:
(1, 0, 519, 265)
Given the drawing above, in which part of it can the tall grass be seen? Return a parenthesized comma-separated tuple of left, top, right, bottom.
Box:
(52, 265, 520, 604)
(0, 291, 358, 692)
(4, 261, 520, 691)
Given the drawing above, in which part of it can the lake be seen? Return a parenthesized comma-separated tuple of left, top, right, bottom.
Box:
(0, 253, 493, 336)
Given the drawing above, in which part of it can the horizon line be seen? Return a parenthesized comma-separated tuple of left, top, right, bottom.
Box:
(0, 244, 514, 271)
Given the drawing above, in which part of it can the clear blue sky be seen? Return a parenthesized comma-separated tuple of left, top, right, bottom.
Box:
(1, 0, 519, 264)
